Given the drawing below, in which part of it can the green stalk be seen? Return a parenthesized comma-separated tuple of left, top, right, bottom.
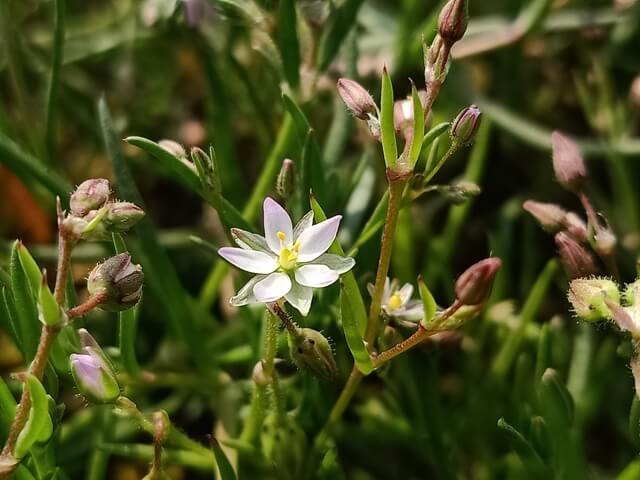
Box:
(45, 0, 66, 163)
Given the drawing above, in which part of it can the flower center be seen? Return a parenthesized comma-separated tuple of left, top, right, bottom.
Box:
(387, 292, 403, 311)
(277, 231, 300, 270)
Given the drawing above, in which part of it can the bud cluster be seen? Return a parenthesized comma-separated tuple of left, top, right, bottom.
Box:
(63, 179, 145, 241)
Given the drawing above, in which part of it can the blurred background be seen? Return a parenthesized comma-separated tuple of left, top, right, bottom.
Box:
(1, 0, 640, 478)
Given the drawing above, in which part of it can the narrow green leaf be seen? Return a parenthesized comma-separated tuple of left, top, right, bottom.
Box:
(422, 122, 450, 147)
(302, 130, 327, 207)
(0, 376, 17, 442)
(99, 98, 209, 373)
(281, 93, 311, 143)
(0, 131, 71, 201)
(534, 323, 551, 383)
(45, 0, 66, 163)
(276, 0, 300, 89)
(38, 272, 64, 327)
(211, 438, 237, 480)
(406, 84, 424, 168)
(16, 242, 41, 297)
(418, 277, 437, 326)
(316, 0, 365, 72)
(10, 241, 40, 361)
(497, 417, 546, 468)
(15, 374, 53, 459)
(538, 368, 574, 427)
(1, 287, 23, 353)
(380, 68, 397, 168)
(310, 195, 373, 374)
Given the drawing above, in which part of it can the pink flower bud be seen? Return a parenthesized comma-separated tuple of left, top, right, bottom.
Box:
(523, 200, 567, 232)
(551, 131, 587, 192)
(87, 253, 144, 311)
(337, 78, 377, 120)
(438, 0, 468, 44)
(70, 332, 120, 404)
(564, 212, 588, 242)
(455, 257, 502, 305)
(105, 202, 145, 232)
(451, 105, 481, 146)
(555, 232, 598, 279)
(70, 179, 111, 217)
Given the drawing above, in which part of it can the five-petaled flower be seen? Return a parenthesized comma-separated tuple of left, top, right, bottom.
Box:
(369, 277, 424, 320)
(218, 198, 355, 315)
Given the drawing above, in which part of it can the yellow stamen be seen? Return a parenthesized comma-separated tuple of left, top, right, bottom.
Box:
(278, 248, 298, 270)
(277, 231, 286, 241)
(292, 240, 300, 252)
(387, 292, 403, 311)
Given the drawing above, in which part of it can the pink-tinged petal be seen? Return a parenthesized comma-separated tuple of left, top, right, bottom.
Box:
(218, 247, 278, 274)
(295, 264, 340, 288)
(253, 272, 292, 302)
(230, 275, 266, 306)
(285, 282, 313, 316)
(296, 216, 342, 262)
(263, 197, 293, 254)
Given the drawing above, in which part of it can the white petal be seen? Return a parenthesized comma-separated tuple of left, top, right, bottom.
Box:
(311, 253, 355, 274)
(397, 283, 414, 306)
(253, 272, 292, 302)
(285, 281, 313, 316)
(230, 275, 266, 306)
(218, 247, 278, 274)
(231, 228, 271, 253)
(293, 210, 314, 240)
(263, 197, 293, 254)
(367, 282, 375, 298)
(295, 264, 340, 288)
(382, 277, 391, 304)
(393, 301, 424, 321)
(296, 216, 342, 262)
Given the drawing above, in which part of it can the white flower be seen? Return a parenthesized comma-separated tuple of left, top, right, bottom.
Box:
(368, 278, 423, 321)
(218, 197, 355, 316)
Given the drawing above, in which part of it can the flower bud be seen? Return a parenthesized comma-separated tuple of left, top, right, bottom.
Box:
(439, 181, 481, 205)
(288, 328, 336, 380)
(87, 253, 144, 311)
(276, 159, 295, 200)
(70, 179, 111, 217)
(70, 339, 120, 404)
(336, 78, 377, 120)
(450, 105, 481, 146)
(523, 200, 567, 232)
(438, 0, 468, 44)
(567, 277, 619, 322)
(158, 139, 186, 159)
(104, 202, 145, 232)
(594, 227, 617, 257)
(555, 232, 598, 279)
(455, 257, 501, 305)
(551, 131, 587, 192)
(564, 212, 588, 242)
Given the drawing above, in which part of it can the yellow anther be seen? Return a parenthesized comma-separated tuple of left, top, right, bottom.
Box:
(277, 231, 286, 241)
(292, 240, 300, 252)
(387, 293, 403, 311)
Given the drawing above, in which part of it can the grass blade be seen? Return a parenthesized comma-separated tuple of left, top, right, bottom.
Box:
(380, 68, 397, 169)
(276, 0, 300, 89)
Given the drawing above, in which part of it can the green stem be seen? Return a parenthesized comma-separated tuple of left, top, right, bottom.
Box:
(423, 143, 459, 185)
(45, 0, 66, 163)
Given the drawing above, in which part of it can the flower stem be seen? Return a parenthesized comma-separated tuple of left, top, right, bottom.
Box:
(365, 173, 409, 350)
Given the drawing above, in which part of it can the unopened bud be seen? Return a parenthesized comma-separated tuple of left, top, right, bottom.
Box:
(451, 105, 481, 146)
(555, 232, 598, 279)
(70, 179, 111, 217)
(70, 332, 120, 403)
(594, 227, 617, 257)
(336, 78, 377, 120)
(551, 131, 587, 192)
(438, 0, 468, 43)
(158, 139, 186, 158)
(252, 361, 270, 386)
(455, 257, 502, 305)
(288, 328, 336, 380)
(523, 200, 567, 232)
(567, 277, 619, 322)
(276, 159, 295, 200)
(87, 253, 144, 311)
(104, 202, 145, 232)
(564, 212, 588, 242)
(439, 181, 481, 204)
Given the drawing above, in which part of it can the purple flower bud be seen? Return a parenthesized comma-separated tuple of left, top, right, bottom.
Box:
(337, 78, 377, 120)
(70, 179, 111, 217)
(438, 0, 468, 44)
(455, 257, 502, 305)
(523, 200, 567, 232)
(551, 131, 587, 192)
(70, 349, 120, 404)
(104, 202, 145, 232)
(451, 105, 481, 146)
(564, 212, 588, 242)
(555, 232, 598, 279)
(87, 253, 144, 311)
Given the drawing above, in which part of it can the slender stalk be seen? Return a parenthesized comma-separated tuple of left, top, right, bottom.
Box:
(45, 0, 66, 163)
(54, 202, 74, 307)
(423, 143, 459, 185)
(364, 174, 409, 349)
